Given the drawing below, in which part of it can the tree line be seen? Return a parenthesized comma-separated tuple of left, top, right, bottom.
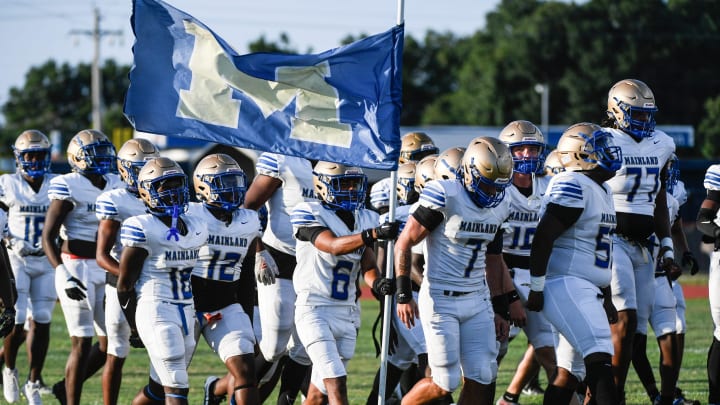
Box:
(2, 0, 720, 158)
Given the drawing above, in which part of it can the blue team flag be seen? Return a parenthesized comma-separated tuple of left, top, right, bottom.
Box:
(124, 0, 404, 170)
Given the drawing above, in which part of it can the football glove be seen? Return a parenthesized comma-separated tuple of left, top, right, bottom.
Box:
(682, 251, 699, 276)
(371, 277, 395, 299)
(374, 221, 401, 241)
(0, 308, 16, 338)
(129, 331, 145, 349)
(255, 250, 279, 286)
(57, 264, 87, 301)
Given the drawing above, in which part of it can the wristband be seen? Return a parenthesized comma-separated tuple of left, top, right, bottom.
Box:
(506, 290, 520, 304)
(492, 294, 510, 320)
(361, 229, 375, 247)
(530, 275, 545, 292)
(660, 237, 674, 259)
(660, 237, 673, 251)
(396, 275, 412, 304)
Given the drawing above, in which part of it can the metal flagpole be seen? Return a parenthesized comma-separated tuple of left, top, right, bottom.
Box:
(378, 2, 405, 404)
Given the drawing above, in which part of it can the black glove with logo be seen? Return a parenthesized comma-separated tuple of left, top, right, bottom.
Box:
(374, 221, 400, 241)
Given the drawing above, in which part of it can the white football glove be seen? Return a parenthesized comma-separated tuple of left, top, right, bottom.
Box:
(9, 239, 42, 256)
(255, 250, 279, 286)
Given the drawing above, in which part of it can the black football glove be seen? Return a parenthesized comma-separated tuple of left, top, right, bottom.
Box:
(682, 251, 699, 276)
(372, 277, 396, 299)
(129, 331, 145, 349)
(375, 221, 400, 241)
(0, 309, 16, 338)
(64, 276, 87, 301)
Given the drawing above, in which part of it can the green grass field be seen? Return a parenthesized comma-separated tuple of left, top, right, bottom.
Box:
(1, 280, 713, 405)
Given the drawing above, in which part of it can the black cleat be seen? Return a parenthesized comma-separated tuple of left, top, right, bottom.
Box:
(52, 380, 67, 405)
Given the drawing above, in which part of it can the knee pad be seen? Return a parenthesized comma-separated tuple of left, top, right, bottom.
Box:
(29, 298, 55, 324)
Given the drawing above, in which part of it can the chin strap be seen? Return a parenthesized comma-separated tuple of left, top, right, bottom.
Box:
(166, 205, 181, 241)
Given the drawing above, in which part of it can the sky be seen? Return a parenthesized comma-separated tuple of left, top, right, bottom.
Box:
(0, 0, 500, 110)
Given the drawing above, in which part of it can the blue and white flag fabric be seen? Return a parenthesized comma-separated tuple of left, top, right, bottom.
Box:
(125, 0, 404, 170)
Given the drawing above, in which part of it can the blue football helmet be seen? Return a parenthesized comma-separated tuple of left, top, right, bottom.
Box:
(137, 157, 190, 217)
(117, 138, 160, 194)
(556, 123, 623, 173)
(498, 120, 546, 174)
(13, 130, 51, 179)
(460, 137, 513, 208)
(67, 129, 116, 175)
(396, 163, 418, 206)
(313, 161, 367, 211)
(607, 79, 658, 139)
(193, 153, 248, 212)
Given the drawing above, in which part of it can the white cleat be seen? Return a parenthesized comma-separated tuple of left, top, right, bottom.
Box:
(3, 367, 20, 403)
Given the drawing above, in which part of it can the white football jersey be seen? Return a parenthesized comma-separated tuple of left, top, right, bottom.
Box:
(370, 177, 392, 209)
(95, 188, 147, 261)
(255, 153, 315, 255)
(418, 180, 510, 293)
(187, 202, 261, 282)
(543, 172, 616, 287)
(672, 180, 688, 208)
(120, 213, 208, 303)
(0, 210, 7, 239)
(604, 127, 675, 216)
(291, 202, 379, 306)
(704, 164, 720, 191)
(705, 165, 720, 225)
(48, 172, 124, 242)
(502, 176, 550, 257)
(0, 172, 57, 249)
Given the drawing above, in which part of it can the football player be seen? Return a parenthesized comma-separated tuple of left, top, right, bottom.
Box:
(292, 161, 397, 405)
(95, 138, 160, 404)
(495, 120, 554, 405)
(0, 130, 56, 404)
(695, 163, 720, 405)
(189, 154, 277, 405)
(526, 123, 621, 405)
(366, 162, 428, 404)
(631, 153, 700, 405)
(370, 132, 438, 213)
(236, 152, 314, 405)
(602, 79, 677, 404)
(117, 157, 208, 405)
(41, 129, 123, 405)
(0, 209, 14, 341)
(543, 149, 564, 176)
(395, 137, 517, 405)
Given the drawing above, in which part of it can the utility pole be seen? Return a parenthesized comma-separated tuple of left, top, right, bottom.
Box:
(70, 7, 122, 131)
(534, 83, 549, 136)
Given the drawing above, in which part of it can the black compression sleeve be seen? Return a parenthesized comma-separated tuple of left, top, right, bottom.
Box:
(295, 226, 329, 244)
(697, 208, 720, 238)
(412, 205, 444, 232)
(545, 203, 583, 228)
